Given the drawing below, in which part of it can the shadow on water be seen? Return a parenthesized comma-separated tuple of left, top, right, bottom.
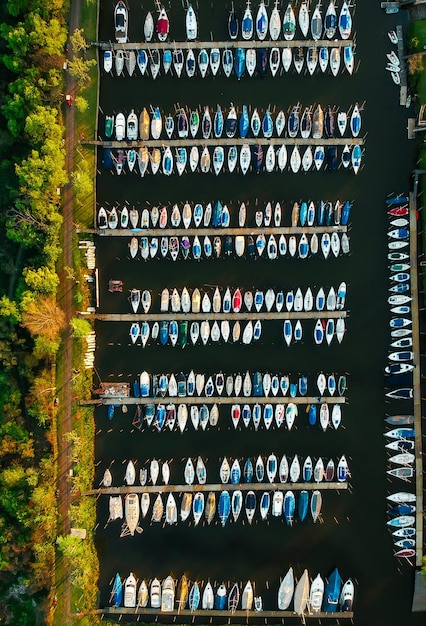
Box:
(93, 2, 424, 625)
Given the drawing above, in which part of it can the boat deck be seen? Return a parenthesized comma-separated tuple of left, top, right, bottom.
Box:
(84, 481, 348, 496)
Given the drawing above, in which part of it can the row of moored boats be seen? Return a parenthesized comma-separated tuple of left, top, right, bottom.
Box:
(110, 567, 354, 614)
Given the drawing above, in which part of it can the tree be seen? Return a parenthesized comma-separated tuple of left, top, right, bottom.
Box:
(70, 317, 92, 339)
(22, 266, 59, 295)
(70, 28, 90, 54)
(71, 161, 92, 201)
(74, 95, 88, 113)
(21, 296, 65, 341)
(67, 56, 96, 87)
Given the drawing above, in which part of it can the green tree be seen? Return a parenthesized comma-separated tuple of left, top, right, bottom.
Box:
(74, 95, 88, 113)
(70, 28, 90, 54)
(22, 266, 59, 294)
(67, 56, 96, 87)
(70, 317, 92, 339)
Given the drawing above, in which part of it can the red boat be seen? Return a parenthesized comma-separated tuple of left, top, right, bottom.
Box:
(157, 7, 169, 41)
(232, 288, 242, 312)
(394, 548, 415, 558)
(388, 205, 408, 217)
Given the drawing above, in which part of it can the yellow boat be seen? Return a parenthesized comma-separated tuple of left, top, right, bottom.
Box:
(139, 107, 150, 140)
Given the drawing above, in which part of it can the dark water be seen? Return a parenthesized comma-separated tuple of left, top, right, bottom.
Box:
(94, 2, 423, 625)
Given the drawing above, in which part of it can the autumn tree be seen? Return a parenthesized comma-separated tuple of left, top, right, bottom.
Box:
(70, 28, 90, 54)
(21, 296, 65, 341)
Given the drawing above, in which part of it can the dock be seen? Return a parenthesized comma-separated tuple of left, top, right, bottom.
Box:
(90, 606, 354, 620)
(396, 25, 408, 106)
(98, 225, 348, 237)
(409, 191, 423, 568)
(87, 137, 364, 148)
(90, 312, 347, 322)
(84, 395, 346, 406)
(99, 39, 355, 51)
(84, 481, 348, 497)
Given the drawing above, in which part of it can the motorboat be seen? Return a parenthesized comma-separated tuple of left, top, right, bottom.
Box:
(210, 47, 220, 75)
(114, 0, 128, 43)
(242, 1, 253, 40)
(157, 7, 169, 42)
(310, 574, 324, 613)
(323, 568, 342, 613)
(161, 576, 175, 611)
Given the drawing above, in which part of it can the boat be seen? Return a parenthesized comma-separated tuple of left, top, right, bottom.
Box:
(193, 492, 204, 525)
(350, 104, 361, 137)
(112, 573, 123, 607)
(311, 4, 323, 40)
(278, 567, 294, 610)
(162, 576, 175, 612)
(114, 0, 128, 43)
(256, 1, 268, 40)
(325, 0, 337, 38)
(311, 489, 322, 522)
(198, 48, 209, 77)
(189, 582, 200, 611)
(231, 490, 243, 522)
(242, 1, 253, 40)
(323, 568, 342, 613)
(103, 49, 113, 74)
(173, 48, 184, 77)
(210, 47, 220, 75)
(218, 490, 231, 526)
(157, 6, 169, 42)
(124, 493, 140, 536)
(245, 490, 256, 523)
(387, 491, 416, 503)
(294, 569, 310, 615)
(283, 491, 295, 526)
(310, 574, 324, 613)
(339, 1, 352, 39)
(386, 388, 413, 400)
(283, 3, 296, 40)
(229, 3, 239, 39)
(260, 492, 270, 519)
(186, 4, 197, 40)
(344, 45, 354, 74)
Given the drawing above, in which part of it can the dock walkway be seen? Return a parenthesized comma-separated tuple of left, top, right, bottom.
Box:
(99, 39, 354, 51)
(93, 311, 347, 322)
(85, 482, 348, 497)
(86, 395, 346, 407)
(98, 225, 348, 237)
(87, 137, 363, 148)
(409, 191, 423, 567)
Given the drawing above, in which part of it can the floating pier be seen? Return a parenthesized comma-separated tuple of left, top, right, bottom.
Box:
(99, 39, 355, 51)
(87, 137, 364, 148)
(98, 225, 348, 237)
(84, 481, 348, 497)
(85, 395, 346, 406)
(93, 606, 354, 620)
(409, 191, 423, 567)
(91, 311, 347, 322)
(396, 25, 408, 106)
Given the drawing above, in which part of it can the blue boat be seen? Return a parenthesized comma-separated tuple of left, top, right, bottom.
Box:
(288, 107, 299, 136)
(224, 235, 232, 255)
(284, 491, 295, 526)
(133, 380, 140, 397)
(386, 195, 409, 206)
(308, 404, 317, 425)
(317, 200, 325, 225)
(215, 584, 227, 610)
(327, 145, 338, 170)
(145, 404, 155, 426)
(234, 48, 245, 79)
(252, 144, 263, 173)
(244, 457, 253, 482)
(341, 201, 351, 225)
(231, 460, 241, 484)
(253, 403, 261, 426)
(289, 383, 297, 398)
(137, 49, 148, 73)
(163, 49, 172, 71)
(169, 320, 178, 344)
(111, 572, 123, 607)
(298, 490, 309, 521)
(299, 202, 308, 226)
(242, 5, 253, 39)
(389, 228, 409, 239)
(260, 491, 270, 518)
(228, 6, 239, 39)
(189, 582, 200, 611)
(214, 106, 224, 138)
(242, 405, 251, 428)
(299, 376, 308, 396)
(239, 105, 249, 138)
(179, 320, 188, 348)
(323, 568, 342, 613)
(212, 201, 223, 227)
(155, 404, 166, 430)
(257, 48, 267, 75)
(253, 371, 263, 396)
(388, 504, 416, 517)
(262, 110, 273, 138)
(219, 490, 231, 526)
(386, 427, 415, 439)
(107, 404, 115, 419)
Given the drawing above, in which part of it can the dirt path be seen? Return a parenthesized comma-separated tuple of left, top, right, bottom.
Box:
(56, 0, 81, 621)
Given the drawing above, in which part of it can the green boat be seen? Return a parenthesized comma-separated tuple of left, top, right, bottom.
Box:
(338, 375, 347, 396)
(179, 320, 188, 349)
(105, 115, 114, 138)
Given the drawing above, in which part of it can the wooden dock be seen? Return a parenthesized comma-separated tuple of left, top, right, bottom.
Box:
(92, 606, 354, 620)
(396, 25, 408, 106)
(98, 225, 348, 237)
(86, 395, 346, 406)
(91, 311, 347, 322)
(84, 481, 348, 497)
(409, 191, 423, 568)
(87, 137, 364, 148)
(99, 39, 354, 51)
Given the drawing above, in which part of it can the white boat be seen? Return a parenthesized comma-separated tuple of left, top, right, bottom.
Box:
(124, 493, 140, 536)
(289, 454, 300, 482)
(282, 47, 292, 72)
(339, 1, 352, 39)
(144, 12, 154, 41)
(298, 1, 309, 37)
(150, 578, 161, 608)
(309, 574, 324, 613)
(114, 0, 128, 43)
(162, 576, 175, 611)
(103, 49, 113, 73)
(278, 567, 294, 610)
(186, 4, 197, 40)
(165, 494, 177, 525)
(109, 495, 122, 520)
(124, 460, 136, 485)
(294, 569, 310, 615)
